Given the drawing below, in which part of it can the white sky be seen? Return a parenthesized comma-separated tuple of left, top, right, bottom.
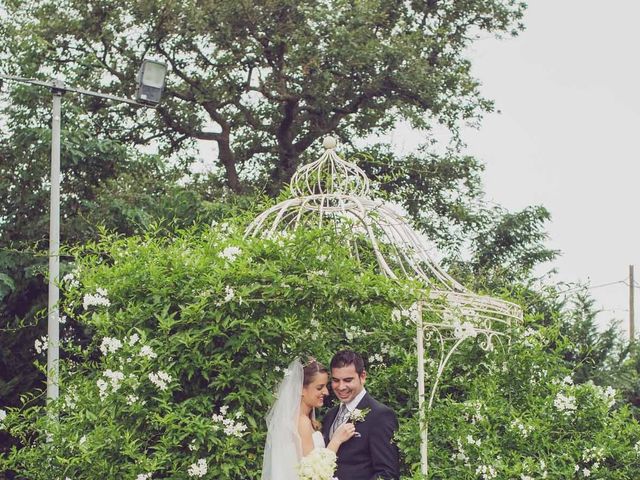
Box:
(390, 1, 640, 334)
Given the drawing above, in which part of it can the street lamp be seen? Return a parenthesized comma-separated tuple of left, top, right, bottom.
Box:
(0, 59, 168, 405)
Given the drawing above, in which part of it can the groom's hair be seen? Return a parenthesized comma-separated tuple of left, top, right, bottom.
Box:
(330, 350, 365, 375)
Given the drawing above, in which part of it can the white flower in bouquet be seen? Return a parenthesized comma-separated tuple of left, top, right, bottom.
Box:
(297, 448, 337, 480)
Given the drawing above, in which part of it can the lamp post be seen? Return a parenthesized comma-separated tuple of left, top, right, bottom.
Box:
(0, 59, 167, 404)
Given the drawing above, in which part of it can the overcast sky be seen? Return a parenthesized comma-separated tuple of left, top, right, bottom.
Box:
(390, 1, 640, 334)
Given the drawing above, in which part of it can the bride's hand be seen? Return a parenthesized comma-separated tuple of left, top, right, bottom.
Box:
(333, 422, 356, 444)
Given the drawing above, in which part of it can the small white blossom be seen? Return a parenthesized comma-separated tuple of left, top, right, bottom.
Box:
(62, 272, 80, 288)
(126, 394, 139, 405)
(634, 440, 640, 455)
(136, 474, 152, 480)
(211, 407, 248, 437)
(103, 369, 124, 392)
(83, 289, 110, 310)
(0, 408, 6, 428)
(139, 345, 157, 360)
(466, 434, 482, 446)
(583, 468, 591, 477)
(188, 439, 197, 451)
(554, 392, 577, 414)
(187, 458, 208, 477)
(149, 371, 172, 391)
(97, 379, 109, 401)
(219, 246, 241, 262)
(369, 353, 384, 364)
(453, 320, 478, 340)
(128, 333, 140, 346)
(475, 464, 497, 479)
(510, 418, 533, 438)
(99, 337, 122, 356)
(34, 335, 48, 354)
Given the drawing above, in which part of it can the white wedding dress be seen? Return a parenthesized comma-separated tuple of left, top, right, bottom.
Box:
(312, 430, 326, 449)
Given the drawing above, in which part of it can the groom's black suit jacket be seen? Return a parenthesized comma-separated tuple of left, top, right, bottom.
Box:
(322, 392, 399, 480)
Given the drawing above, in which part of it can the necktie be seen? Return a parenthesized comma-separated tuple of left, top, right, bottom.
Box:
(330, 403, 349, 438)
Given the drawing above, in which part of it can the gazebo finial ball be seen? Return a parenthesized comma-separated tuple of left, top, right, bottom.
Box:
(323, 136, 337, 150)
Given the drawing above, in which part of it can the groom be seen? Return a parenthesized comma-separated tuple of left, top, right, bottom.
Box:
(322, 350, 400, 480)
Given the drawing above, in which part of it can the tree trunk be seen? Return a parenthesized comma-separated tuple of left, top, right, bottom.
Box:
(216, 136, 243, 193)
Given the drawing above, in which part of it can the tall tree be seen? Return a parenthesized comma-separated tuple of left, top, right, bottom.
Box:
(0, 0, 526, 193)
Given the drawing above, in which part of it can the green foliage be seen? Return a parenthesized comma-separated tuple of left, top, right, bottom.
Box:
(2, 225, 639, 479)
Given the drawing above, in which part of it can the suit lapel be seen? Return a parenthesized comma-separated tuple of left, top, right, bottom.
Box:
(355, 392, 372, 410)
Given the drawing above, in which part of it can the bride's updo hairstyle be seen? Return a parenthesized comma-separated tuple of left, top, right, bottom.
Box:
(302, 358, 329, 386)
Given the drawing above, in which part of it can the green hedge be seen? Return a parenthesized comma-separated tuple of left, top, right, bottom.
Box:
(2, 224, 639, 479)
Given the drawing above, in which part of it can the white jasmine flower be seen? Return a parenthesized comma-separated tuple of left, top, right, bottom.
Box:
(83, 289, 110, 310)
(187, 458, 208, 477)
(583, 468, 591, 477)
(126, 394, 139, 405)
(510, 419, 533, 437)
(97, 379, 109, 401)
(220, 405, 229, 415)
(219, 246, 241, 262)
(475, 464, 497, 479)
(223, 286, 235, 302)
(369, 353, 383, 364)
(99, 337, 122, 356)
(139, 345, 157, 360)
(149, 370, 172, 391)
(62, 272, 80, 288)
(554, 392, 577, 414)
(453, 320, 478, 340)
(128, 333, 140, 346)
(466, 434, 481, 446)
(34, 335, 48, 354)
(103, 369, 124, 391)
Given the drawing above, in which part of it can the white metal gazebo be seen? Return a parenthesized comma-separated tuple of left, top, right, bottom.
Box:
(246, 137, 523, 476)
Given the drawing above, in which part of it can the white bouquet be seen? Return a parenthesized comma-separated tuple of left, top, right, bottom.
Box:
(297, 448, 337, 480)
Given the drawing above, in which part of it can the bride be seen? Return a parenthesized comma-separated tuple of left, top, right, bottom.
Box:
(261, 358, 356, 480)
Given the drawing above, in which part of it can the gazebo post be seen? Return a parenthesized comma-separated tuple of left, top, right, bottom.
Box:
(416, 302, 428, 476)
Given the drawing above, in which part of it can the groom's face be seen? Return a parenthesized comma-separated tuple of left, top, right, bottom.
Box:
(331, 364, 366, 404)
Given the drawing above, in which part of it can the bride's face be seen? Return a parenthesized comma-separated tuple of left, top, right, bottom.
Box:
(302, 372, 330, 408)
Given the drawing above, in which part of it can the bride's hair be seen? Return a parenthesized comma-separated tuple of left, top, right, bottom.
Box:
(302, 358, 328, 386)
(303, 358, 328, 431)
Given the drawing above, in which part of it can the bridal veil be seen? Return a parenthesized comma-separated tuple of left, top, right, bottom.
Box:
(261, 358, 303, 480)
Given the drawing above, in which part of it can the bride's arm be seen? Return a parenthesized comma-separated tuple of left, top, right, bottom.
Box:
(298, 415, 316, 456)
(326, 422, 356, 453)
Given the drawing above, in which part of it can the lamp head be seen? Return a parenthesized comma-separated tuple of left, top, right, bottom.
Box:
(136, 59, 167, 105)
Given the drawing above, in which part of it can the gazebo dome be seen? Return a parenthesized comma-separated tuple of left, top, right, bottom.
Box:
(245, 137, 522, 332)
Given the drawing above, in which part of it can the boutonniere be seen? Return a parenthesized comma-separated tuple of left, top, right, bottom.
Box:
(349, 407, 370, 423)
